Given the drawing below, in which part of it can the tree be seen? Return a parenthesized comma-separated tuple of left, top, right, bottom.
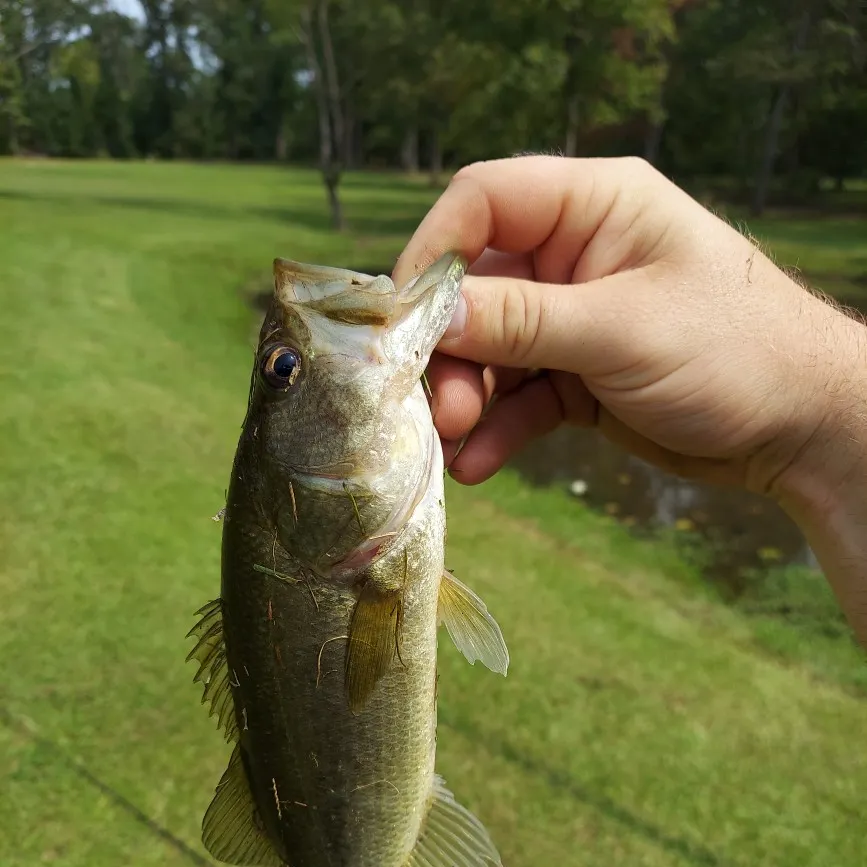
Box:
(0, 3, 27, 154)
(300, 0, 345, 228)
(0, 0, 863, 209)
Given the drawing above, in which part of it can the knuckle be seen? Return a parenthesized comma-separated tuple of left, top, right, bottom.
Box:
(450, 164, 472, 184)
(450, 162, 486, 186)
(620, 155, 663, 186)
(621, 155, 651, 175)
(500, 282, 542, 363)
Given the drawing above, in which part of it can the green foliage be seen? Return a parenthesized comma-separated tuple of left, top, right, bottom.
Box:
(656, 0, 867, 200)
(0, 0, 862, 199)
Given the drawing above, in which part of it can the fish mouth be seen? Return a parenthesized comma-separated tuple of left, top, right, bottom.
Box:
(272, 254, 466, 328)
(266, 253, 461, 577)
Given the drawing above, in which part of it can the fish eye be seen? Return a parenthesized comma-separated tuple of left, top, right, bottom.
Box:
(261, 345, 302, 391)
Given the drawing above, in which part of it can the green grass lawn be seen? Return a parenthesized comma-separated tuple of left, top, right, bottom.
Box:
(733, 211, 867, 301)
(1, 158, 866, 867)
(677, 176, 867, 300)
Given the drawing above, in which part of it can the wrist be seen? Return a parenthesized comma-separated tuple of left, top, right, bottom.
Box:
(769, 300, 867, 645)
(772, 301, 867, 520)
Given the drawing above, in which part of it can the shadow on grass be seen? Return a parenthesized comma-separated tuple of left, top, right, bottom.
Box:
(1, 699, 722, 867)
(0, 704, 213, 866)
(0, 188, 426, 237)
(339, 171, 439, 191)
(440, 708, 728, 867)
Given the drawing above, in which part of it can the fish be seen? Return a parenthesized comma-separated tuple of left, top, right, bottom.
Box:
(187, 252, 510, 867)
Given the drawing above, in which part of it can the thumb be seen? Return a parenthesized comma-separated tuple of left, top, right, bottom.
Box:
(438, 272, 644, 374)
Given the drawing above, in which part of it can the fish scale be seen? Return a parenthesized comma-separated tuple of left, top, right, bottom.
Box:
(186, 253, 510, 866)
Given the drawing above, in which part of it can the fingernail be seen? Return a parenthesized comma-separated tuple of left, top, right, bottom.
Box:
(442, 290, 467, 341)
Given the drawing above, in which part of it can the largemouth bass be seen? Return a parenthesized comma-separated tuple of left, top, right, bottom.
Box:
(187, 253, 510, 867)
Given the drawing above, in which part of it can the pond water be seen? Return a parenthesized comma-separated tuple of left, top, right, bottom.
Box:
(507, 292, 865, 591)
(507, 426, 817, 591)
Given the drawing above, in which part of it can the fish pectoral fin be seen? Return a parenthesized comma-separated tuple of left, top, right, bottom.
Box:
(345, 581, 403, 714)
(406, 774, 502, 867)
(202, 743, 283, 867)
(186, 598, 239, 743)
(438, 571, 509, 676)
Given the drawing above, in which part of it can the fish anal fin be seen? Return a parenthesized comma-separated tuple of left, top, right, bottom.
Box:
(202, 743, 283, 867)
(186, 598, 239, 743)
(438, 571, 509, 676)
(405, 774, 502, 867)
(345, 581, 402, 714)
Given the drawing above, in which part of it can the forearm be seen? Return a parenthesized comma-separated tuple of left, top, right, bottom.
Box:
(783, 482, 867, 649)
(775, 306, 867, 648)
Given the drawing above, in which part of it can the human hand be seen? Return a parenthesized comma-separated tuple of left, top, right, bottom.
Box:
(392, 156, 867, 510)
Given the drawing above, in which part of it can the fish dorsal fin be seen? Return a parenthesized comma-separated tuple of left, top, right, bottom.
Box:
(186, 598, 239, 743)
(438, 571, 510, 676)
(345, 581, 403, 714)
(202, 743, 283, 867)
(406, 775, 502, 867)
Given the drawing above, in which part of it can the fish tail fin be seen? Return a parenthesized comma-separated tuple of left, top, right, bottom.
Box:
(405, 774, 502, 867)
(438, 571, 510, 676)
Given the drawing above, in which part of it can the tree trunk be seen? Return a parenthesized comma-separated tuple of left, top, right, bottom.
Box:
(353, 117, 364, 168)
(564, 96, 580, 157)
(318, 1, 344, 155)
(8, 120, 19, 155)
(644, 117, 665, 165)
(342, 99, 356, 169)
(428, 128, 442, 186)
(341, 116, 354, 169)
(324, 170, 343, 229)
(300, 0, 345, 230)
(318, 0, 345, 228)
(753, 89, 789, 215)
(275, 127, 288, 161)
(783, 129, 800, 181)
(401, 126, 419, 172)
(751, 5, 813, 216)
(274, 108, 288, 161)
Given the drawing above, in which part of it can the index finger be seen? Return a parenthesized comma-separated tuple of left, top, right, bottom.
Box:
(392, 155, 662, 289)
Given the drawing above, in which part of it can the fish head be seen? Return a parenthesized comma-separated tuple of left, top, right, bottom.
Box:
(239, 253, 465, 577)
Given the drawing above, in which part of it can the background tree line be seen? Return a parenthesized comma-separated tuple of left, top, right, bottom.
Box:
(0, 0, 864, 225)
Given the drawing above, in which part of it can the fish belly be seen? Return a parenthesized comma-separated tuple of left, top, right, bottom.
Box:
(221, 516, 441, 867)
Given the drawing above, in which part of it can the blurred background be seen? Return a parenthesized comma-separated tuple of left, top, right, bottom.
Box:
(1, 1, 866, 865)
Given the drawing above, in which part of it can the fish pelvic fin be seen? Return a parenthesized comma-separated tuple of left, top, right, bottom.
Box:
(345, 581, 403, 714)
(405, 774, 502, 867)
(202, 743, 283, 867)
(186, 598, 239, 743)
(438, 571, 510, 676)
